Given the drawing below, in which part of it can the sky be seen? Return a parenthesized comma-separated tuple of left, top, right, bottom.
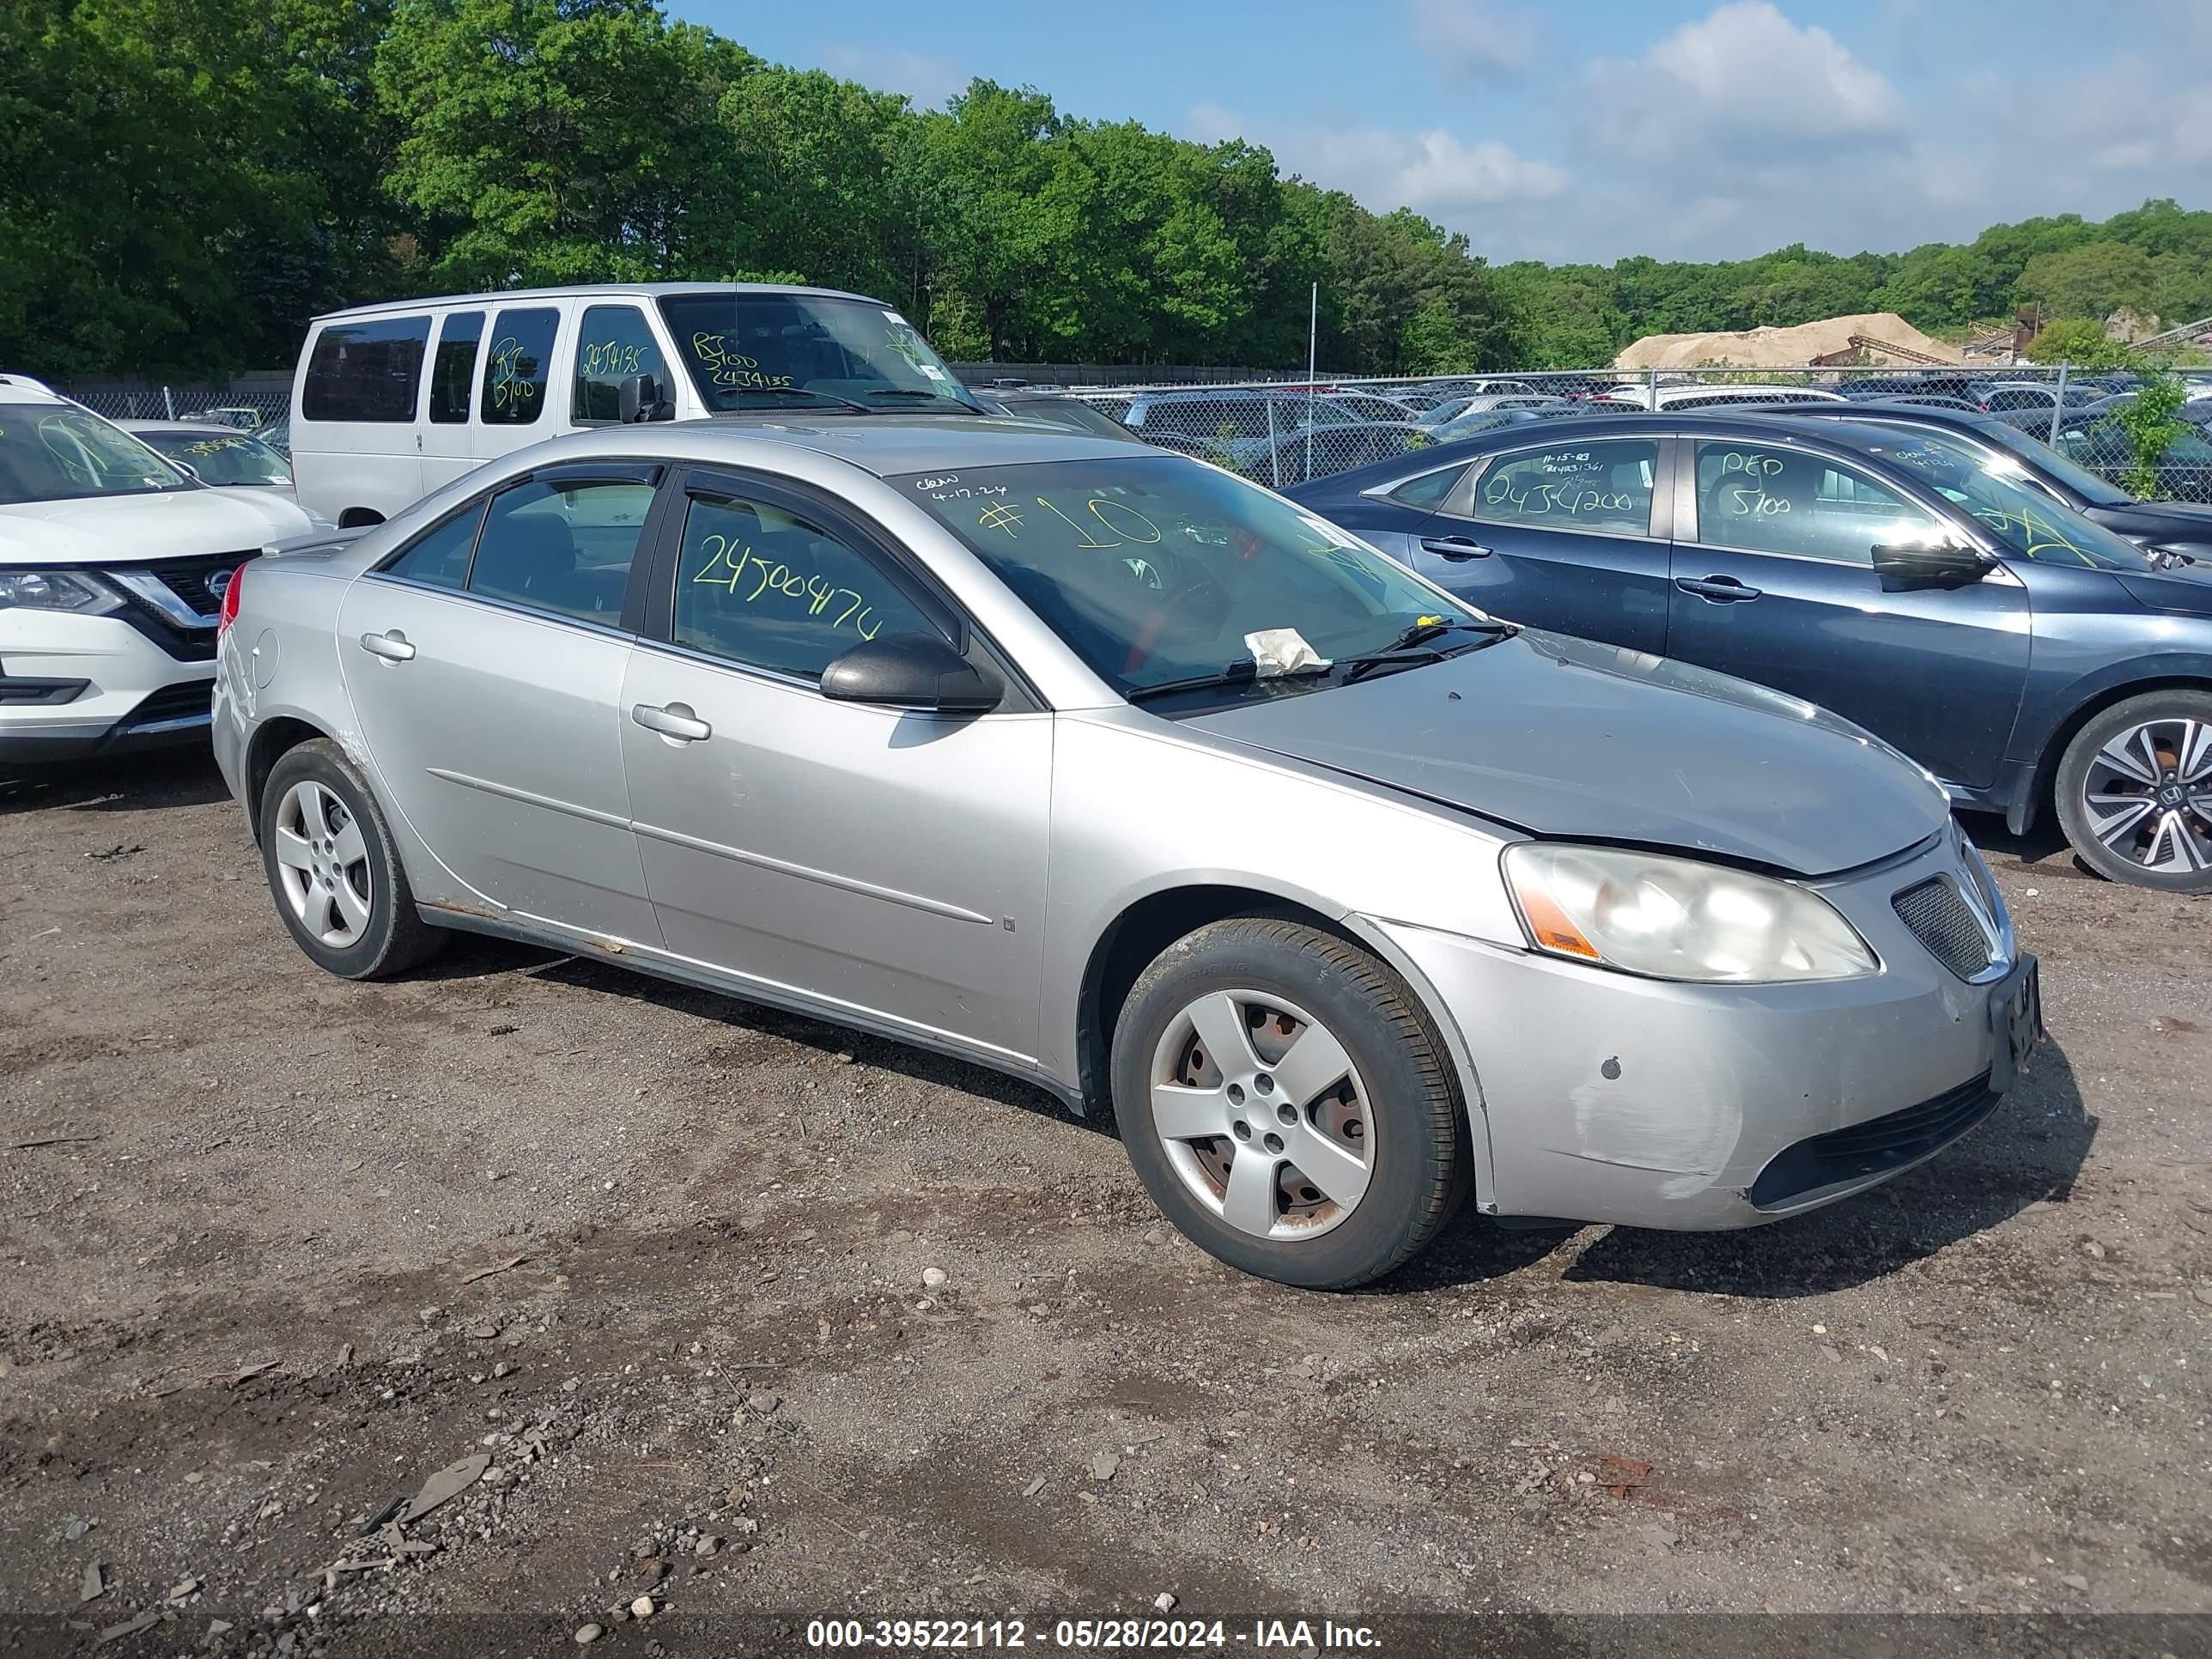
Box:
(671, 0, 2212, 267)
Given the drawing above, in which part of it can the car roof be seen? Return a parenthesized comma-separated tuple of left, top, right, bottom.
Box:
(0, 374, 65, 405)
(311, 281, 882, 325)
(1290, 410, 1951, 495)
(122, 419, 264, 435)
(1759, 399, 2014, 433)
(501, 416, 1148, 479)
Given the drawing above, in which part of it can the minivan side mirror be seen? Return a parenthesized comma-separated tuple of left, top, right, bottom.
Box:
(1871, 540, 1996, 592)
(820, 634, 1001, 714)
(617, 373, 673, 423)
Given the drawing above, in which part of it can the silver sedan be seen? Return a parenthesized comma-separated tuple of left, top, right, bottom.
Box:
(210, 419, 2039, 1288)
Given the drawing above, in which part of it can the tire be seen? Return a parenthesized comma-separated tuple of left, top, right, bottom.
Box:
(2052, 690, 2212, 893)
(258, 738, 446, 978)
(1109, 918, 1468, 1289)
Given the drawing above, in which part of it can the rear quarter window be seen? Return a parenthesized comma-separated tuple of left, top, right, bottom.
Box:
(301, 316, 432, 423)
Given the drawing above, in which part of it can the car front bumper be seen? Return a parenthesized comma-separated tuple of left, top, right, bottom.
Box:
(0, 610, 215, 766)
(1368, 830, 2029, 1231)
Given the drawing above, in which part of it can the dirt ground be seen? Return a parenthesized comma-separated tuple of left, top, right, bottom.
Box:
(2, 752, 2208, 1657)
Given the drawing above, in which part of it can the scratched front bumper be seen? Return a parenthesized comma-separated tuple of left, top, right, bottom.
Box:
(1368, 832, 2016, 1230)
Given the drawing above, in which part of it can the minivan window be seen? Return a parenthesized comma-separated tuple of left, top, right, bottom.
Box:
(658, 293, 981, 415)
(572, 305, 665, 424)
(428, 311, 484, 424)
(482, 307, 561, 427)
(302, 315, 432, 423)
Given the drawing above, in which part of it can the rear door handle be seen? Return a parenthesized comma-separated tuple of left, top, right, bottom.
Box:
(1675, 575, 1762, 603)
(357, 629, 416, 661)
(1419, 535, 1493, 561)
(631, 702, 712, 742)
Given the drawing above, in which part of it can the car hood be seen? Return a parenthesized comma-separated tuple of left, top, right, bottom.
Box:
(0, 488, 313, 565)
(2112, 559, 2212, 616)
(1182, 630, 1951, 877)
(2094, 499, 2212, 547)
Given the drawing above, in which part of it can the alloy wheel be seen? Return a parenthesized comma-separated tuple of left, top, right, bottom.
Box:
(272, 780, 374, 948)
(1148, 989, 1374, 1241)
(2079, 717, 2212, 875)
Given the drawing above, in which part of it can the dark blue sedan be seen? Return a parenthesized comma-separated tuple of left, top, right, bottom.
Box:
(1290, 412, 2212, 890)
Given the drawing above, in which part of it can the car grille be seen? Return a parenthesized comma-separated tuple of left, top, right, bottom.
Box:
(1748, 1073, 2000, 1209)
(1893, 876, 1994, 980)
(144, 552, 252, 618)
(117, 679, 213, 732)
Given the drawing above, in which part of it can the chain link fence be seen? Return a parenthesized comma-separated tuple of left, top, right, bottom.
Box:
(46, 362, 2212, 501)
(52, 378, 289, 431)
(1050, 363, 2212, 503)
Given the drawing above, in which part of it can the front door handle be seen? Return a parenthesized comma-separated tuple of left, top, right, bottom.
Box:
(1675, 575, 1762, 604)
(631, 702, 712, 742)
(357, 629, 416, 661)
(1419, 534, 1493, 561)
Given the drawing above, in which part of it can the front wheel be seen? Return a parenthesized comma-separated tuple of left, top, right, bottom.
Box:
(259, 738, 447, 977)
(2053, 691, 2212, 892)
(1109, 919, 1468, 1289)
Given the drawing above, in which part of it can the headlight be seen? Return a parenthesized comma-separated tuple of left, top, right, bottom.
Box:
(0, 568, 125, 615)
(1502, 842, 1877, 983)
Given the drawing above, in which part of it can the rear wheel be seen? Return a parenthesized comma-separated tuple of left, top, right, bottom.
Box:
(259, 739, 446, 977)
(1109, 918, 1468, 1288)
(2054, 691, 2212, 892)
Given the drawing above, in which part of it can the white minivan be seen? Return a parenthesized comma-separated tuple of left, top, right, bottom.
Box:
(289, 283, 987, 526)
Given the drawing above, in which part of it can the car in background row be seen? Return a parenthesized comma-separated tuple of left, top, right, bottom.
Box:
(1762, 399, 2212, 558)
(289, 281, 986, 528)
(1292, 411, 2212, 890)
(214, 416, 2036, 1287)
(0, 375, 315, 766)
(1595, 384, 1849, 412)
(124, 420, 302, 507)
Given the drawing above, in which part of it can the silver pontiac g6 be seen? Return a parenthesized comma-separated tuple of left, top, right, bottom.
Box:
(211, 420, 2040, 1288)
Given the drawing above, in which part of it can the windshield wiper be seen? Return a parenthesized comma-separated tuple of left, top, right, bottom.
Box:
(864, 387, 986, 410)
(722, 386, 873, 414)
(1337, 619, 1516, 684)
(1126, 662, 1262, 703)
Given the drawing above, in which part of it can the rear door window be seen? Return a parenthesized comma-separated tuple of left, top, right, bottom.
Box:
(1464, 439, 1659, 536)
(482, 307, 561, 427)
(301, 316, 431, 422)
(428, 311, 485, 424)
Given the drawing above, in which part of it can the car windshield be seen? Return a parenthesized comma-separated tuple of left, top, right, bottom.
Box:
(1866, 432, 2153, 569)
(1973, 419, 2134, 506)
(0, 407, 191, 505)
(894, 454, 1482, 698)
(657, 293, 981, 414)
(137, 430, 291, 487)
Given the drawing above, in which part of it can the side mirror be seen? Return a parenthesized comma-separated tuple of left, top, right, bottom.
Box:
(1871, 541, 1996, 592)
(617, 373, 672, 423)
(820, 634, 1001, 714)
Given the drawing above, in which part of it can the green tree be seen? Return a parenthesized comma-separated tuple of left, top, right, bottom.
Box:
(2023, 318, 2130, 368)
(374, 0, 754, 289)
(2017, 241, 2158, 323)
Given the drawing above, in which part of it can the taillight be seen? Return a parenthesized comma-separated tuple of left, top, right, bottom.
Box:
(216, 562, 247, 635)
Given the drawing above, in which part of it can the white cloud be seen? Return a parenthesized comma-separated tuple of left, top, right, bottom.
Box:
(1184, 103, 1566, 216)
(1407, 0, 1540, 85)
(1588, 0, 1905, 155)
(817, 45, 965, 109)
